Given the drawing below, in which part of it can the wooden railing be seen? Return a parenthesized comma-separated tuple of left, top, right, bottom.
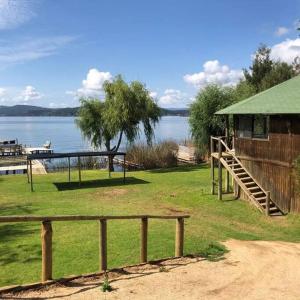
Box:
(0, 215, 190, 283)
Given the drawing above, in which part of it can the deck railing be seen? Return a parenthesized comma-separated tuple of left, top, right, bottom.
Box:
(0, 214, 190, 283)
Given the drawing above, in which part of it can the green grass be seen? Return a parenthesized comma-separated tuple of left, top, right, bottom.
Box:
(1, 164, 300, 287)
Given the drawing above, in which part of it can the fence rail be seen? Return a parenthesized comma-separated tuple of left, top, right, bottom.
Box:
(0, 214, 190, 283)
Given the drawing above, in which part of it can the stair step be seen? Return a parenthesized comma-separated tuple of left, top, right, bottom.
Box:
(253, 191, 265, 196)
(262, 203, 276, 208)
(241, 177, 252, 182)
(233, 168, 244, 172)
(248, 186, 260, 191)
(245, 182, 256, 186)
(256, 196, 267, 201)
(237, 172, 248, 177)
(228, 163, 240, 167)
(269, 207, 280, 212)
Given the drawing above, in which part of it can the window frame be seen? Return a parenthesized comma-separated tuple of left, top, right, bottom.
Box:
(235, 115, 269, 141)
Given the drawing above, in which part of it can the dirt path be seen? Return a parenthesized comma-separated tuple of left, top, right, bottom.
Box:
(2, 240, 300, 300)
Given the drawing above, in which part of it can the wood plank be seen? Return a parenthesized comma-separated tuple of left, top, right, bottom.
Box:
(0, 215, 190, 223)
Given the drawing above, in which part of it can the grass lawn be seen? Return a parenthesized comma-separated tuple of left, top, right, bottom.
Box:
(1, 164, 300, 287)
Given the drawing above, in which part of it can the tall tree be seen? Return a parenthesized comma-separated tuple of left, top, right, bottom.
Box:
(189, 85, 235, 155)
(76, 75, 161, 170)
(261, 62, 295, 90)
(243, 45, 273, 93)
(243, 44, 297, 93)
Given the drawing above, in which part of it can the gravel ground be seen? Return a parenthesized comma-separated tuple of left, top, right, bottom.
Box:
(2, 239, 300, 300)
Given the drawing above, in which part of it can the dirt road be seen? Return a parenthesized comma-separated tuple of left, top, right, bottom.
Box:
(3, 240, 300, 300)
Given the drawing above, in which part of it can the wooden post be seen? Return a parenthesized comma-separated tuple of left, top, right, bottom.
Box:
(225, 115, 230, 146)
(218, 139, 222, 201)
(41, 221, 53, 282)
(99, 219, 107, 271)
(140, 217, 148, 263)
(78, 156, 81, 186)
(210, 137, 215, 195)
(68, 157, 71, 182)
(123, 154, 126, 184)
(30, 160, 33, 192)
(265, 191, 270, 216)
(108, 155, 111, 179)
(26, 159, 29, 183)
(211, 157, 215, 195)
(225, 171, 230, 193)
(175, 217, 184, 257)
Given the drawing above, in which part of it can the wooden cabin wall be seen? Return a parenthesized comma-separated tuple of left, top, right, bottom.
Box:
(234, 115, 300, 213)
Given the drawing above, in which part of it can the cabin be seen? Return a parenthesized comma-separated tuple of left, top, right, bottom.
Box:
(212, 75, 300, 215)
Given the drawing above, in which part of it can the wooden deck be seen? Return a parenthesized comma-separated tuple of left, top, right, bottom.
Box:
(0, 160, 47, 175)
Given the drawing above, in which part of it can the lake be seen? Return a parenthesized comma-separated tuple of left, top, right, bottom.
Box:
(0, 116, 190, 152)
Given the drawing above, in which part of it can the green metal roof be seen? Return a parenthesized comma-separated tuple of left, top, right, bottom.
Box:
(216, 75, 300, 115)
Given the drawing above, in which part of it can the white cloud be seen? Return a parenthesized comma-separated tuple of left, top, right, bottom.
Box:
(184, 60, 243, 90)
(149, 91, 158, 99)
(271, 38, 300, 64)
(0, 36, 76, 67)
(0, 0, 35, 30)
(74, 68, 113, 98)
(19, 85, 42, 102)
(0, 87, 7, 103)
(158, 89, 190, 108)
(0, 87, 6, 97)
(275, 26, 290, 37)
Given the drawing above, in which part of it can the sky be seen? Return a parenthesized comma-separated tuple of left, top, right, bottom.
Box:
(0, 0, 299, 108)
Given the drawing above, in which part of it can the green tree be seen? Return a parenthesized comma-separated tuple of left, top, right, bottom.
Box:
(76, 75, 161, 170)
(243, 44, 296, 93)
(243, 45, 273, 93)
(189, 85, 235, 155)
(261, 61, 295, 90)
(234, 80, 256, 101)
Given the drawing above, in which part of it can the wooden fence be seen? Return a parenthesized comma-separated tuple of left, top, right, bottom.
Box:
(0, 215, 190, 283)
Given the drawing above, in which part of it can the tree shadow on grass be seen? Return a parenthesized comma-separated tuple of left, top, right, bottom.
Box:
(0, 203, 36, 216)
(148, 164, 208, 174)
(53, 176, 149, 191)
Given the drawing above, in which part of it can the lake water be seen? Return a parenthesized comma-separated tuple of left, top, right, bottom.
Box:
(0, 116, 190, 152)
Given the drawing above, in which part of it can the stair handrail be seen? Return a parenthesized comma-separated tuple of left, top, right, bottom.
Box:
(212, 136, 282, 215)
(218, 138, 266, 189)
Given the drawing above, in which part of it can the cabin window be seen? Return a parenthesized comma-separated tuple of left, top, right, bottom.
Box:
(253, 115, 268, 139)
(236, 115, 269, 139)
(236, 116, 252, 138)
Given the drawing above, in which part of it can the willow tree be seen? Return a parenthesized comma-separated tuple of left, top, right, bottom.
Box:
(76, 75, 161, 170)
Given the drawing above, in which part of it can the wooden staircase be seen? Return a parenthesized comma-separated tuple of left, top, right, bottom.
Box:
(211, 137, 283, 216)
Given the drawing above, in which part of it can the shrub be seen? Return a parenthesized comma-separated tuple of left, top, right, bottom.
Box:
(126, 140, 178, 169)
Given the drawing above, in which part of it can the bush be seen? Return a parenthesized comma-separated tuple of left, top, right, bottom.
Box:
(126, 140, 178, 169)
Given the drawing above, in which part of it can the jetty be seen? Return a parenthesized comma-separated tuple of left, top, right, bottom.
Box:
(0, 139, 51, 175)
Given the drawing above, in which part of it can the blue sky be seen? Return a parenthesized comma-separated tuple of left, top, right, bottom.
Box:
(0, 0, 299, 108)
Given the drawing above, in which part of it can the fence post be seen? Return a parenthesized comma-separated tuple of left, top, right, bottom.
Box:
(41, 221, 52, 282)
(210, 137, 215, 195)
(68, 157, 71, 182)
(265, 191, 270, 216)
(140, 217, 148, 263)
(99, 219, 107, 271)
(218, 138, 222, 201)
(78, 157, 81, 186)
(175, 217, 184, 257)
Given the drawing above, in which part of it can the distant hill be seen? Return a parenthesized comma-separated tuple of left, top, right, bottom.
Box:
(0, 105, 189, 117)
(0, 105, 78, 116)
(160, 108, 189, 117)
